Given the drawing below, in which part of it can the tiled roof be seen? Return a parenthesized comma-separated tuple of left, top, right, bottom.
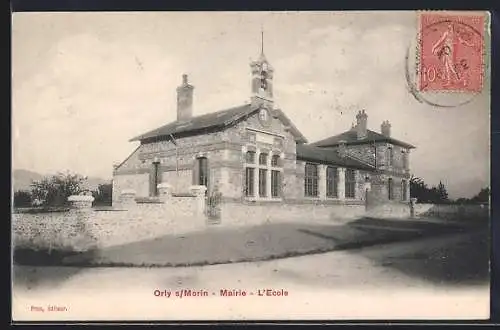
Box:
(130, 104, 308, 143)
(296, 144, 375, 171)
(310, 129, 416, 149)
(130, 104, 256, 142)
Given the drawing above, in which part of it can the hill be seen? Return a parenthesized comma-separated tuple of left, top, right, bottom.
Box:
(13, 169, 111, 192)
(12, 169, 43, 192)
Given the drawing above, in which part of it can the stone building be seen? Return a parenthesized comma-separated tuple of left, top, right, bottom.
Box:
(112, 47, 415, 221)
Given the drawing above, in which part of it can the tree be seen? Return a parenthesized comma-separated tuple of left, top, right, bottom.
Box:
(410, 175, 430, 202)
(453, 187, 490, 204)
(13, 190, 32, 208)
(471, 187, 490, 204)
(30, 171, 87, 207)
(436, 181, 449, 203)
(410, 175, 450, 204)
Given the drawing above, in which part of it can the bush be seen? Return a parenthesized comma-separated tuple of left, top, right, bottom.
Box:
(13, 190, 32, 208)
(31, 171, 86, 207)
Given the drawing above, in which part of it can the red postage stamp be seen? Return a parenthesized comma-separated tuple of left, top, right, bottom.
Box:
(418, 12, 485, 93)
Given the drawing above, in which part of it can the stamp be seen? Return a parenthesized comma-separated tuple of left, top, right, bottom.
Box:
(418, 12, 485, 93)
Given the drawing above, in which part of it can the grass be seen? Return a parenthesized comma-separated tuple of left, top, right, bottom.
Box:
(13, 207, 70, 214)
(13, 248, 93, 266)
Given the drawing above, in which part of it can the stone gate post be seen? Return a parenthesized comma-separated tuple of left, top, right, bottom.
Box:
(189, 185, 208, 216)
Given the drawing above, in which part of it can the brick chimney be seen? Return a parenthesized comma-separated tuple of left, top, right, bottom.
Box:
(381, 120, 391, 137)
(355, 109, 368, 140)
(176, 74, 194, 122)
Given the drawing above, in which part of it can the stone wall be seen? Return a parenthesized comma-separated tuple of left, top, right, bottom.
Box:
(414, 203, 490, 220)
(13, 206, 206, 251)
(219, 200, 366, 227)
(366, 201, 411, 219)
(13, 189, 208, 251)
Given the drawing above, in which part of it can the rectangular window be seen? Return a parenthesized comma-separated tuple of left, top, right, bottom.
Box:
(245, 167, 255, 197)
(304, 163, 318, 197)
(388, 178, 393, 200)
(345, 169, 356, 199)
(259, 169, 267, 197)
(387, 147, 393, 167)
(326, 166, 338, 198)
(402, 179, 407, 201)
(271, 170, 281, 198)
(402, 150, 409, 169)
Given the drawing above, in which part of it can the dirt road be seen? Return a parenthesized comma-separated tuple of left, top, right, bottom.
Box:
(12, 228, 489, 321)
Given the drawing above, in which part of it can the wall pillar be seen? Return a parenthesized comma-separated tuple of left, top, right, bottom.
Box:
(337, 167, 345, 200)
(254, 149, 260, 197)
(318, 164, 326, 199)
(266, 155, 272, 198)
(410, 197, 417, 218)
(406, 179, 411, 202)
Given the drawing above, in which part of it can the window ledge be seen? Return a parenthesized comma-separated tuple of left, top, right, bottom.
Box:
(244, 197, 283, 203)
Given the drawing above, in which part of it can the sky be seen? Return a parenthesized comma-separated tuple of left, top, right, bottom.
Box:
(12, 11, 490, 199)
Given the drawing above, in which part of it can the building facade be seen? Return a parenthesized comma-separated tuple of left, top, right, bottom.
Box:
(112, 48, 415, 218)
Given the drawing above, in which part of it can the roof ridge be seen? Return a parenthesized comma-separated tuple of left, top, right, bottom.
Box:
(311, 127, 415, 149)
(129, 103, 257, 142)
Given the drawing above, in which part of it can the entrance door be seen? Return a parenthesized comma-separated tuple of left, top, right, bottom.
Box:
(197, 157, 208, 190)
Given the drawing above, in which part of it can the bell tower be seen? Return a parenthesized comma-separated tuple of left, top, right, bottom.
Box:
(250, 29, 274, 108)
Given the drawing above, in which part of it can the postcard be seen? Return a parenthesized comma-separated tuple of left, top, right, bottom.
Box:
(12, 10, 491, 321)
